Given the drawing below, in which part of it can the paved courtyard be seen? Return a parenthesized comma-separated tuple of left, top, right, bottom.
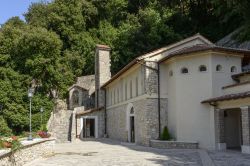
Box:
(25, 139, 250, 166)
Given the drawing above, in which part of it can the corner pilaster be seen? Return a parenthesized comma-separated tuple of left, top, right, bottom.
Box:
(240, 106, 250, 154)
(214, 108, 226, 150)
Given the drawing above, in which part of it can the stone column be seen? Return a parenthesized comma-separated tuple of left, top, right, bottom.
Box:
(241, 106, 250, 154)
(214, 108, 226, 150)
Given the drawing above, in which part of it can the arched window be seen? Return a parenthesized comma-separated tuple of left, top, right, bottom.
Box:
(130, 107, 134, 114)
(231, 66, 237, 73)
(216, 65, 222, 72)
(169, 70, 173, 76)
(181, 67, 189, 74)
(72, 90, 79, 106)
(199, 65, 207, 72)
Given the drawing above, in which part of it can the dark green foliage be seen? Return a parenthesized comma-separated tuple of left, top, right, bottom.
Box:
(160, 126, 171, 141)
(0, 116, 12, 137)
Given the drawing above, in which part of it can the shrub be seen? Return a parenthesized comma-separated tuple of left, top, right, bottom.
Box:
(40, 124, 48, 132)
(160, 126, 171, 140)
(0, 116, 12, 136)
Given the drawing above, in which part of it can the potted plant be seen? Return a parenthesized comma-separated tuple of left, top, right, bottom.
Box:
(0, 136, 21, 150)
(37, 125, 51, 138)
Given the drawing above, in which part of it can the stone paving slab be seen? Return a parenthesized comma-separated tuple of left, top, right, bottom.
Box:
(208, 150, 250, 166)
(24, 139, 250, 166)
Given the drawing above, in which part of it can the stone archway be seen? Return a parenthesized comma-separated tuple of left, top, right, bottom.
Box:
(126, 103, 135, 143)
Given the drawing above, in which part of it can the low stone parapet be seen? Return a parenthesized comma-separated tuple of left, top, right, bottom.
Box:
(150, 140, 198, 149)
(0, 138, 55, 166)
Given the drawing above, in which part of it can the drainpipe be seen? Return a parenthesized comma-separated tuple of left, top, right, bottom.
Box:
(104, 88, 107, 136)
(157, 62, 161, 139)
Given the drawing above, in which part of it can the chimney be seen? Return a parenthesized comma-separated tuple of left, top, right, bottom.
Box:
(95, 44, 111, 108)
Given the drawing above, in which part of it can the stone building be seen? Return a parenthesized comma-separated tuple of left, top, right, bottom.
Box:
(68, 33, 250, 154)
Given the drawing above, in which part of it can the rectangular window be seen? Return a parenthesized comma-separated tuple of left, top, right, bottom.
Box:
(125, 82, 127, 100)
(110, 89, 112, 105)
(114, 89, 116, 104)
(141, 65, 145, 94)
(121, 79, 124, 101)
(136, 77, 138, 97)
(130, 80, 132, 99)
(117, 88, 119, 103)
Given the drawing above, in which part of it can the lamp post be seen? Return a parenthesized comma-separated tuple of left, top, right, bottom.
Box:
(28, 88, 34, 141)
(40, 107, 44, 126)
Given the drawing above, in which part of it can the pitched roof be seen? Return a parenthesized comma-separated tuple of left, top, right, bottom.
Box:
(232, 71, 250, 80)
(159, 45, 250, 63)
(201, 91, 250, 103)
(68, 75, 95, 91)
(96, 44, 111, 50)
(216, 28, 250, 50)
(102, 34, 212, 88)
(222, 81, 250, 89)
(75, 107, 104, 116)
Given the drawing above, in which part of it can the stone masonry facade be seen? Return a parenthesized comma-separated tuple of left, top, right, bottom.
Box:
(105, 60, 168, 146)
(106, 97, 167, 146)
(214, 109, 225, 146)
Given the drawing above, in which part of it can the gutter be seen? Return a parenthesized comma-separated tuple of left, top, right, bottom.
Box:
(157, 62, 161, 139)
(104, 89, 107, 136)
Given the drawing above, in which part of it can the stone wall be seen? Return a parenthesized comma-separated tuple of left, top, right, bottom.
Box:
(145, 62, 158, 95)
(107, 104, 128, 142)
(150, 140, 198, 149)
(214, 109, 225, 145)
(48, 99, 72, 143)
(106, 97, 167, 146)
(0, 139, 55, 166)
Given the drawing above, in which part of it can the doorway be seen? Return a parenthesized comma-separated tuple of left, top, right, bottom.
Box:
(127, 105, 135, 143)
(81, 116, 98, 138)
(130, 116, 135, 143)
(224, 109, 242, 150)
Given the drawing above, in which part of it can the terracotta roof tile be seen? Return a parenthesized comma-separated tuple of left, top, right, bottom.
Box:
(160, 45, 250, 63)
(201, 91, 250, 103)
(96, 44, 111, 50)
(76, 107, 104, 116)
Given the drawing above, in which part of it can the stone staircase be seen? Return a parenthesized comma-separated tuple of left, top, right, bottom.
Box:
(47, 100, 73, 143)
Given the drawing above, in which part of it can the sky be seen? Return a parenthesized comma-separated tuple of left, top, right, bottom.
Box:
(0, 0, 49, 24)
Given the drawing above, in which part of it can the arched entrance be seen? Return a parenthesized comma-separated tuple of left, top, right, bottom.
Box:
(127, 103, 135, 143)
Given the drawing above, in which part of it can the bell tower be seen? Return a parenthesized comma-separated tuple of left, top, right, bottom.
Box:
(95, 44, 111, 108)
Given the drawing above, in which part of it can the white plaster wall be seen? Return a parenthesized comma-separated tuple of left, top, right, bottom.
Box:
(162, 53, 243, 149)
(173, 54, 214, 149)
(211, 53, 242, 97)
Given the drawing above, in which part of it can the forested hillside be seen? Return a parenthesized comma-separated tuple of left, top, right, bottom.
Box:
(0, 0, 250, 136)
